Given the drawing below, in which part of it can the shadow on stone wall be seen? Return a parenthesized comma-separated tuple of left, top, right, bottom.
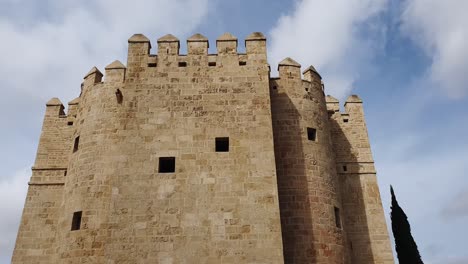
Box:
(329, 116, 375, 264)
(272, 92, 317, 264)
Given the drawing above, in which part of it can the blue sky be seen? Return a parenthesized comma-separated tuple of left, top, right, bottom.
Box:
(1, 0, 468, 263)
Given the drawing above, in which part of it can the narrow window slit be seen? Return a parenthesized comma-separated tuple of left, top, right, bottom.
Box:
(178, 62, 187, 67)
(334, 207, 341, 228)
(64, 170, 67, 176)
(67, 121, 73, 126)
(148, 63, 157, 67)
(208, 62, 216, 67)
(239, 61, 247, 66)
(73, 136, 80, 153)
(71, 211, 82, 231)
(343, 165, 347, 172)
(343, 118, 349, 123)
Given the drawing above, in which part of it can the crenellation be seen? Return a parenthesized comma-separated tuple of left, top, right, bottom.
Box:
(13, 32, 393, 264)
(278, 57, 302, 80)
(216, 32, 238, 55)
(83, 66, 103, 87)
(104, 60, 126, 83)
(187, 33, 209, 55)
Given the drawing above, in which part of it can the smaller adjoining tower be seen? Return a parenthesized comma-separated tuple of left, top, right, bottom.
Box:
(271, 58, 345, 263)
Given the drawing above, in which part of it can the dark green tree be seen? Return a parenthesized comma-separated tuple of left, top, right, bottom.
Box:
(391, 186, 424, 264)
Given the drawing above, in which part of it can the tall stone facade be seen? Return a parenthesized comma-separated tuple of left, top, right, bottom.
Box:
(12, 32, 394, 264)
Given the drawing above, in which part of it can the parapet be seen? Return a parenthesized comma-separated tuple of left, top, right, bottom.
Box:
(105, 60, 126, 83)
(303, 65, 322, 81)
(83, 66, 103, 86)
(278, 57, 301, 79)
(216, 32, 238, 55)
(46, 97, 65, 116)
(187, 33, 209, 55)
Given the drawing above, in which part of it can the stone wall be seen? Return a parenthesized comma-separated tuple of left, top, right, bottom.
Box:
(327, 95, 394, 264)
(271, 59, 345, 264)
(12, 99, 73, 263)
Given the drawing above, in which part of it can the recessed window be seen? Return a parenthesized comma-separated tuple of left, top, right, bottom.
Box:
(159, 157, 175, 173)
(64, 170, 67, 176)
(148, 63, 157, 67)
(343, 165, 347, 172)
(334, 207, 341, 228)
(215, 137, 229, 152)
(343, 118, 349, 123)
(208, 62, 216, 67)
(307, 128, 317, 141)
(178, 62, 187, 67)
(67, 121, 73, 126)
(73, 136, 80, 153)
(239, 61, 246, 66)
(71, 211, 82, 231)
(305, 88, 309, 92)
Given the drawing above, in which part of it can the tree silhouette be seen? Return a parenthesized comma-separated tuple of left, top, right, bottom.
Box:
(391, 186, 424, 264)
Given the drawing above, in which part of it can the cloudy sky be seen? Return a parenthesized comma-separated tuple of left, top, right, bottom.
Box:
(1, 0, 467, 263)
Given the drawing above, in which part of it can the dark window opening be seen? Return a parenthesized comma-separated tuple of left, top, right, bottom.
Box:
(208, 62, 216, 67)
(343, 165, 347, 172)
(215, 137, 229, 152)
(71, 211, 82, 231)
(343, 118, 349, 123)
(239, 61, 247, 66)
(307, 128, 317, 141)
(178, 62, 187, 67)
(159, 157, 175, 173)
(67, 121, 73, 126)
(115, 89, 123, 104)
(73, 136, 80, 153)
(64, 170, 67, 176)
(148, 63, 157, 67)
(334, 207, 341, 228)
(305, 88, 309, 92)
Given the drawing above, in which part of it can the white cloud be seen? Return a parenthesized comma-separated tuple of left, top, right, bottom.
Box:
(0, 0, 211, 103)
(268, 0, 388, 99)
(0, 168, 29, 260)
(401, 0, 468, 98)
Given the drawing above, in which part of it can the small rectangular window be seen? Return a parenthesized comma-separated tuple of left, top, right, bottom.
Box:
(178, 62, 187, 67)
(71, 211, 82, 231)
(67, 121, 73, 126)
(73, 136, 80, 153)
(215, 137, 229, 152)
(159, 157, 175, 173)
(148, 63, 157, 67)
(208, 62, 216, 67)
(343, 118, 349, 123)
(334, 207, 341, 228)
(307, 128, 317, 141)
(64, 170, 67, 176)
(239, 61, 247, 66)
(343, 165, 347, 172)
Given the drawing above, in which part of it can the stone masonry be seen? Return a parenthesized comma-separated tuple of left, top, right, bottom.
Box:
(12, 32, 394, 264)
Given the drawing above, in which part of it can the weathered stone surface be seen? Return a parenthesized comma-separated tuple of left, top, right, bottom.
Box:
(13, 32, 393, 264)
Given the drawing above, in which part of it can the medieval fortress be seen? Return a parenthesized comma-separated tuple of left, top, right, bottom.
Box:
(13, 32, 394, 263)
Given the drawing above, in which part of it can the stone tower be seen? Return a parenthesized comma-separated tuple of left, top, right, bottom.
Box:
(12, 33, 394, 264)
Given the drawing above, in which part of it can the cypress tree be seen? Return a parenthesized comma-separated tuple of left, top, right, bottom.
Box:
(390, 186, 424, 264)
